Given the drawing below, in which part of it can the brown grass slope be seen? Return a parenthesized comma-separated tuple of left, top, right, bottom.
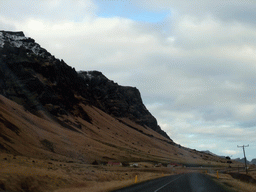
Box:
(0, 94, 236, 167)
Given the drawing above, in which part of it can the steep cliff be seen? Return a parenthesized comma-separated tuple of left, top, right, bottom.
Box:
(0, 30, 169, 139)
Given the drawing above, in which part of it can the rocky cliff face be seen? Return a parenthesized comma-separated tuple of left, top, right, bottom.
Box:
(0, 30, 170, 139)
(79, 71, 170, 138)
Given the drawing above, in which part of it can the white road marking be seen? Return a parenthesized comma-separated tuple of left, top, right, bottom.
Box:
(154, 174, 185, 192)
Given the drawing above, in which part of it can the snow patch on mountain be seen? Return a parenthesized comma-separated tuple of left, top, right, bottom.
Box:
(79, 71, 94, 80)
(0, 31, 52, 58)
(5, 32, 27, 41)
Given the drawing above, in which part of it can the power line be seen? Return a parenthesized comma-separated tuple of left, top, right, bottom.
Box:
(237, 144, 249, 174)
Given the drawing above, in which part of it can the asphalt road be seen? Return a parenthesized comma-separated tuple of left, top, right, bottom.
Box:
(112, 173, 231, 192)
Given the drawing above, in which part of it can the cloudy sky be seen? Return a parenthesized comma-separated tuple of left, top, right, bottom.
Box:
(1, 0, 256, 160)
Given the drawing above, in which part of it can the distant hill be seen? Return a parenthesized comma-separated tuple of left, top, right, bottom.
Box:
(251, 159, 256, 165)
(233, 158, 250, 164)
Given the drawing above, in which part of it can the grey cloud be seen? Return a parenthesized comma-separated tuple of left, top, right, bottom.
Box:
(238, 121, 256, 128)
(209, 4, 256, 25)
(135, 0, 256, 24)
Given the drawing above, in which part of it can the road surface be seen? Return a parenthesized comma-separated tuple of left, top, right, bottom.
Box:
(112, 173, 231, 192)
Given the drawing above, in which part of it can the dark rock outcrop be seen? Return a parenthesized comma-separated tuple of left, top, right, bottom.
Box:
(0, 30, 170, 139)
(79, 71, 170, 139)
(0, 31, 90, 117)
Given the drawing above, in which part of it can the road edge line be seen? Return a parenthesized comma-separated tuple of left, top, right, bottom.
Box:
(154, 174, 184, 192)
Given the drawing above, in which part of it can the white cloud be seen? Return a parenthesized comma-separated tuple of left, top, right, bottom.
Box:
(221, 150, 239, 156)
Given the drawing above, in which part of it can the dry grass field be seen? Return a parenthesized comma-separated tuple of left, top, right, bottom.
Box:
(208, 168, 256, 192)
(0, 95, 242, 167)
(0, 152, 179, 192)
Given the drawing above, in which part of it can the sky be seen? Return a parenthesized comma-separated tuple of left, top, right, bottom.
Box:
(1, 0, 256, 161)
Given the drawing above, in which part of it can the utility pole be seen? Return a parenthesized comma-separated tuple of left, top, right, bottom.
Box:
(237, 145, 249, 174)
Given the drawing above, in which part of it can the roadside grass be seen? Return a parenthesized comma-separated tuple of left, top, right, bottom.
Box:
(208, 171, 256, 192)
(0, 153, 176, 192)
(0, 155, 71, 191)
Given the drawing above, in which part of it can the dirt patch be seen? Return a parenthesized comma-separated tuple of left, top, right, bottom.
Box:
(40, 139, 55, 152)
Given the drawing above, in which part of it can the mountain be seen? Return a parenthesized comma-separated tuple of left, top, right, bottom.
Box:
(0, 30, 169, 139)
(0, 30, 233, 166)
(251, 159, 256, 165)
(233, 158, 250, 165)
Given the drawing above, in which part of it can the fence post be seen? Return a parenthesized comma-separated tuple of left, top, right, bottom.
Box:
(135, 175, 138, 183)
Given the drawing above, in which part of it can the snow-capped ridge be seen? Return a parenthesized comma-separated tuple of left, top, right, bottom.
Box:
(5, 31, 27, 41)
(0, 30, 52, 58)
